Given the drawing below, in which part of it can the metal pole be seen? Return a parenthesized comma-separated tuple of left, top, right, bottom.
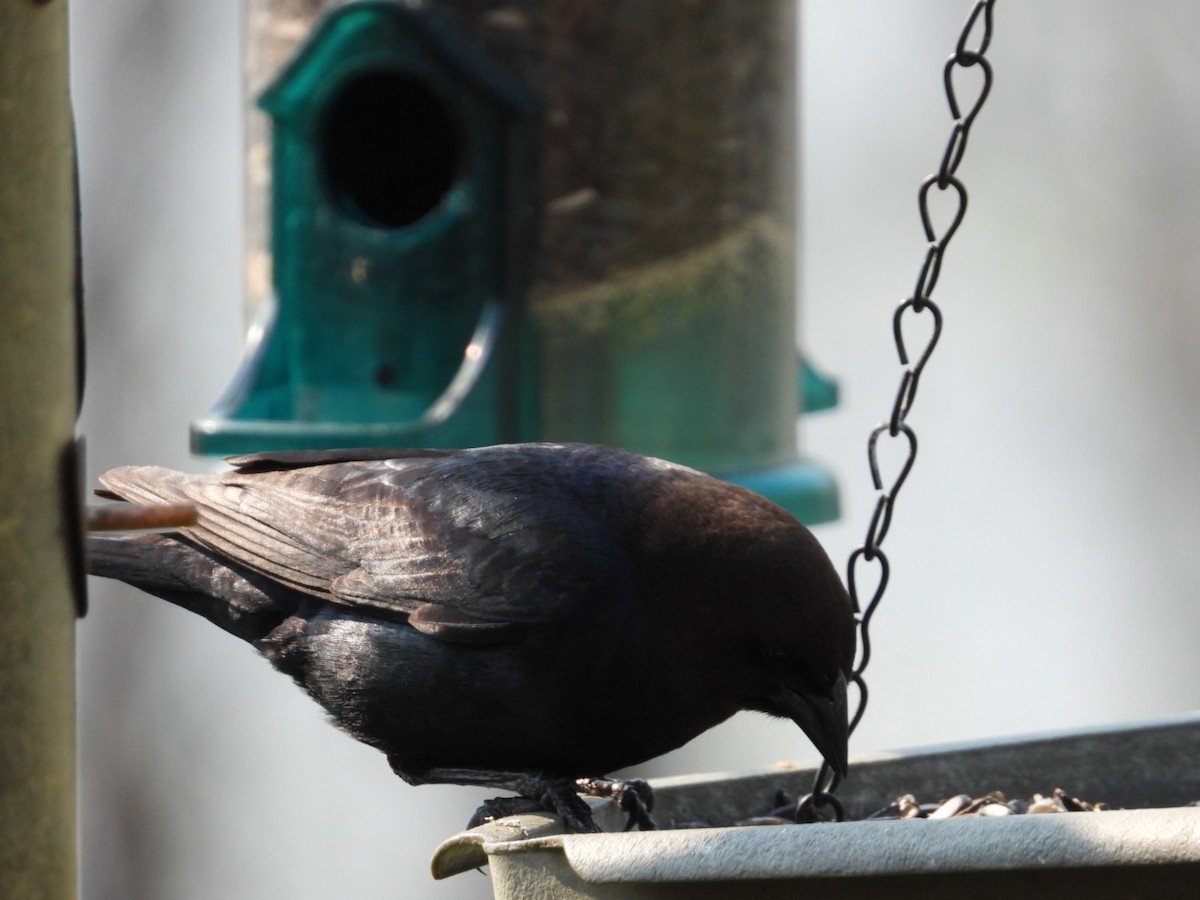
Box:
(0, 0, 80, 896)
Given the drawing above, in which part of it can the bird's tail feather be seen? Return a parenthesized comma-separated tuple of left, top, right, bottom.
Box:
(97, 465, 200, 507)
(87, 532, 295, 645)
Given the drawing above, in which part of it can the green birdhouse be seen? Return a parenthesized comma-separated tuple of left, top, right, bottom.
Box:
(192, 1, 537, 454)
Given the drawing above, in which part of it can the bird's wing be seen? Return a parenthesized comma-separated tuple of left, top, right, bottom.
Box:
(97, 450, 634, 644)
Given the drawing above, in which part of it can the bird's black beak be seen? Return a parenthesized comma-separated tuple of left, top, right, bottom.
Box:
(779, 672, 849, 778)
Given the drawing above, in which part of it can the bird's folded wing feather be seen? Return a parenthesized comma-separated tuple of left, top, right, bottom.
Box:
(96, 455, 633, 642)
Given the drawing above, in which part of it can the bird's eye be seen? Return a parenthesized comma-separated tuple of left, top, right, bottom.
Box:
(758, 642, 789, 671)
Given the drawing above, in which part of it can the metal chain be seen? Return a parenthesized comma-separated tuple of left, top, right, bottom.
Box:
(797, 0, 997, 824)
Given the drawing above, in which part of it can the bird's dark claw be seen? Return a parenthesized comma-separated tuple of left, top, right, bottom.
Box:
(467, 777, 656, 832)
(467, 796, 552, 829)
(398, 764, 606, 833)
(576, 776, 658, 831)
(462, 774, 602, 833)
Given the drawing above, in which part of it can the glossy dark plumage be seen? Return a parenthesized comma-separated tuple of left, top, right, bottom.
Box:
(87, 443, 855, 831)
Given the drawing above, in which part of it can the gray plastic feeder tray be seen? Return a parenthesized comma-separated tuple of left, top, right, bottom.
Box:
(433, 714, 1200, 898)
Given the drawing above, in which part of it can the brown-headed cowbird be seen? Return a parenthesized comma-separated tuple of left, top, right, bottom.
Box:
(87, 443, 854, 832)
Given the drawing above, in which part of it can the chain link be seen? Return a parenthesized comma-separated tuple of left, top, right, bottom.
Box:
(800, 0, 997, 823)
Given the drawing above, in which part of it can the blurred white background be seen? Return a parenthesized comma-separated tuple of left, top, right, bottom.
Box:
(73, 1, 1200, 897)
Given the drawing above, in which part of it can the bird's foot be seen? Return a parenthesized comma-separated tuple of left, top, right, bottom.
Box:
(576, 776, 657, 831)
(390, 762, 655, 833)
(467, 774, 601, 833)
(467, 796, 553, 829)
(391, 762, 605, 834)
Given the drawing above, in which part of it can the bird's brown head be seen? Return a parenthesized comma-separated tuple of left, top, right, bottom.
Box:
(636, 469, 856, 777)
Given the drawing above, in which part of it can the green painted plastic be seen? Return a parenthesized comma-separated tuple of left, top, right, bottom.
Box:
(801, 354, 839, 414)
(192, 1, 538, 454)
(193, 1, 839, 524)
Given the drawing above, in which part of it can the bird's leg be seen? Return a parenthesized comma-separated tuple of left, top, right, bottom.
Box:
(575, 776, 657, 831)
(388, 760, 600, 833)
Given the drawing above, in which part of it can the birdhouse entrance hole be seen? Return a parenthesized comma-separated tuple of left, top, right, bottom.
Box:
(319, 70, 463, 229)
